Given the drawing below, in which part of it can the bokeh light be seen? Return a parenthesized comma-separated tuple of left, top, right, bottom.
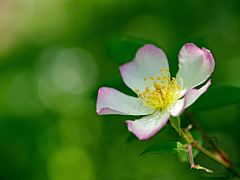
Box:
(1, 0, 240, 180)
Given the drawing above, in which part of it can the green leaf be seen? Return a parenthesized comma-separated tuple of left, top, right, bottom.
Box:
(140, 141, 187, 156)
(177, 129, 203, 162)
(169, 116, 181, 136)
(191, 85, 240, 110)
(107, 34, 156, 65)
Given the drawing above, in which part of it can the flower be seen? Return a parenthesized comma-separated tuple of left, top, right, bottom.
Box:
(96, 43, 215, 140)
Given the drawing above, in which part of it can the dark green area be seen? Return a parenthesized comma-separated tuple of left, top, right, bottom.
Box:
(1, 0, 240, 180)
(191, 85, 240, 110)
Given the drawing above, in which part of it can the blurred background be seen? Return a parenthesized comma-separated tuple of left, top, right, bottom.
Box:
(0, 0, 240, 179)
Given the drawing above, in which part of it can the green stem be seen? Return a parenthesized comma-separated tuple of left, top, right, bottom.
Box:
(179, 118, 240, 178)
(193, 143, 240, 177)
(185, 111, 233, 166)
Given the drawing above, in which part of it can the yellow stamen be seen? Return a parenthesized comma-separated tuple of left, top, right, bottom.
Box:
(136, 68, 183, 110)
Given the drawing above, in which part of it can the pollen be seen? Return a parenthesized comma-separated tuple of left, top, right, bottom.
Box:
(136, 68, 183, 110)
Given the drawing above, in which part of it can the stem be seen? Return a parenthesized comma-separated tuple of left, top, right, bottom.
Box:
(185, 111, 233, 166)
(193, 143, 229, 167)
(180, 129, 192, 143)
(181, 113, 240, 178)
(188, 144, 195, 169)
(193, 143, 240, 177)
(188, 144, 213, 173)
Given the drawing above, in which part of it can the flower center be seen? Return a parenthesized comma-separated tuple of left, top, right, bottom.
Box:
(135, 68, 183, 110)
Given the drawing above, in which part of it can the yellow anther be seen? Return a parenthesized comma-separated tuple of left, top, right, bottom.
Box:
(143, 92, 146, 98)
(163, 76, 169, 80)
(136, 71, 183, 108)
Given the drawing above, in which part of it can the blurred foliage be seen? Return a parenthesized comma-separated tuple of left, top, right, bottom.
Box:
(1, 0, 240, 180)
(107, 34, 156, 65)
(191, 85, 240, 110)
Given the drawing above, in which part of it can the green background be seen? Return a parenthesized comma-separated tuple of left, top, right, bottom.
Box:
(0, 0, 240, 179)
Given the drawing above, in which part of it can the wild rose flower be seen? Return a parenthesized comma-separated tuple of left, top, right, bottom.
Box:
(97, 43, 215, 140)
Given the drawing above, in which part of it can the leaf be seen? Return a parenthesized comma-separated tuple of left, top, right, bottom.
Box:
(107, 34, 156, 65)
(169, 116, 181, 136)
(140, 141, 187, 156)
(177, 129, 203, 162)
(191, 85, 240, 110)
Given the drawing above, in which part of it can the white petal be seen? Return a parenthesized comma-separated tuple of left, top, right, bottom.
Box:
(170, 97, 186, 117)
(120, 44, 169, 93)
(126, 110, 170, 140)
(96, 87, 155, 115)
(176, 43, 215, 96)
(185, 80, 211, 109)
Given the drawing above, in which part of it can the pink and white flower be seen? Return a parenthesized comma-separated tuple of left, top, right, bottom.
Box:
(96, 43, 215, 140)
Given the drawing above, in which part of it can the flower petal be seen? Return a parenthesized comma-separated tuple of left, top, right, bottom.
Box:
(185, 79, 211, 109)
(96, 87, 155, 115)
(126, 110, 170, 140)
(170, 97, 186, 117)
(176, 43, 215, 96)
(120, 44, 169, 93)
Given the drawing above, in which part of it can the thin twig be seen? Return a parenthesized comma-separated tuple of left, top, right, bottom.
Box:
(185, 111, 233, 167)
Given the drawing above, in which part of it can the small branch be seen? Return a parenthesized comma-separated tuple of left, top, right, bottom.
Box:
(193, 143, 240, 177)
(188, 144, 195, 169)
(180, 129, 192, 143)
(188, 143, 213, 173)
(180, 125, 240, 177)
(185, 111, 233, 167)
(194, 164, 213, 173)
